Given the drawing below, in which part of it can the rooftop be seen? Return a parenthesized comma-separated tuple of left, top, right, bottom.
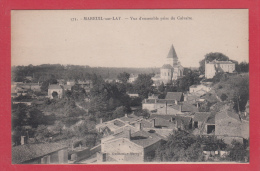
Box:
(63, 85, 72, 89)
(165, 92, 183, 101)
(167, 45, 178, 59)
(119, 114, 143, 123)
(161, 64, 173, 69)
(208, 60, 234, 64)
(130, 130, 164, 148)
(181, 102, 199, 113)
(48, 84, 62, 90)
(173, 115, 192, 128)
(12, 143, 67, 164)
(193, 112, 211, 122)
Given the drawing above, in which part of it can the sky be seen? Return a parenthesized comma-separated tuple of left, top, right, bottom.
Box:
(11, 9, 248, 68)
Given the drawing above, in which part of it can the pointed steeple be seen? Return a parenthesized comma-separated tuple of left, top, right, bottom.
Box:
(167, 45, 178, 59)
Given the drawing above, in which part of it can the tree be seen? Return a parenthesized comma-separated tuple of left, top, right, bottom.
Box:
(130, 97, 142, 107)
(134, 109, 150, 118)
(199, 52, 230, 74)
(227, 74, 249, 113)
(155, 131, 227, 162)
(112, 106, 127, 119)
(227, 140, 249, 162)
(12, 103, 28, 129)
(28, 108, 45, 128)
(41, 78, 58, 92)
(133, 74, 154, 99)
(158, 82, 165, 93)
(52, 91, 58, 99)
(174, 70, 200, 92)
(117, 72, 130, 84)
(236, 62, 249, 73)
(220, 93, 228, 101)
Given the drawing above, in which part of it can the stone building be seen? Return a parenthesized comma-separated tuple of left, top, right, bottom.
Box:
(48, 84, 63, 99)
(205, 60, 235, 79)
(97, 129, 165, 163)
(160, 45, 184, 84)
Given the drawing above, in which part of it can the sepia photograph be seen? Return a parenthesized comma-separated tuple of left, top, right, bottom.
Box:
(11, 9, 249, 164)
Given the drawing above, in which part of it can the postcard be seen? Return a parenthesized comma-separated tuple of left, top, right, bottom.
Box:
(11, 9, 249, 164)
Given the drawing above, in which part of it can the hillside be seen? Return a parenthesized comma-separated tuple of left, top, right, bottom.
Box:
(212, 73, 249, 114)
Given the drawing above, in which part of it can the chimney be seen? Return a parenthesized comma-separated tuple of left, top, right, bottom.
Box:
(100, 118, 103, 124)
(175, 100, 178, 105)
(21, 136, 26, 145)
(139, 123, 142, 131)
(145, 99, 147, 103)
(197, 102, 199, 108)
(152, 119, 155, 128)
(125, 114, 128, 118)
(166, 101, 167, 115)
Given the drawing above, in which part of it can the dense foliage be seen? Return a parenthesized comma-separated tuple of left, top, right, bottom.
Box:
(11, 64, 159, 83)
(213, 73, 249, 114)
(155, 131, 248, 162)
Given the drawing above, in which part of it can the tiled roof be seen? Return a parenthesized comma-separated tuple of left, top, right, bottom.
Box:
(63, 85, 72, 90)
(206, 114, 215, 124)
(165, 92, 183, 101)
(130, 130, 164, 148)
(167, 45, 178, 59)
(135, 119, 153, 128)
(161, 64, 173, 69)
(119, 114, 142, 123)
(12, 143, 67, 164)
(173, 115, 192, 128)
(113, 120, 125, 127)
(150, 114, 174, 121)
(48, 84, 62, 90)
(96, 119, 126, 131)
(193, 112, 211, 122)
(208, 60, 234, 64)
(181, 102, 199, 112)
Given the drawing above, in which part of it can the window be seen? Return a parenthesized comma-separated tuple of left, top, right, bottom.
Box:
(207, 125, 215, 134)
(194, 121, 198, 128)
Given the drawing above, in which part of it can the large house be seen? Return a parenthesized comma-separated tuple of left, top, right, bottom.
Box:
(96, 114, 143, 137)
(215, 105, 249, 144)
(12, 143, 68, 164)
(97, 129, 165, 163)
(192, 104, 249, 145)
(205, 60, 235, 79)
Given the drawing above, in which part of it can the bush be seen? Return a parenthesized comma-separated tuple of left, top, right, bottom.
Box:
(134, 109, 150, 118)
(220, 94, 228, 101)
(112, 106, 127, 119)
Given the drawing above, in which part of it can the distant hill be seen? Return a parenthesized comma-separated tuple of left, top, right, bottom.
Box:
(11, 64, 160, 82)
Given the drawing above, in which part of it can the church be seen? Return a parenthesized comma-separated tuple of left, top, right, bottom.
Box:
(152, 45, 184, 85)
